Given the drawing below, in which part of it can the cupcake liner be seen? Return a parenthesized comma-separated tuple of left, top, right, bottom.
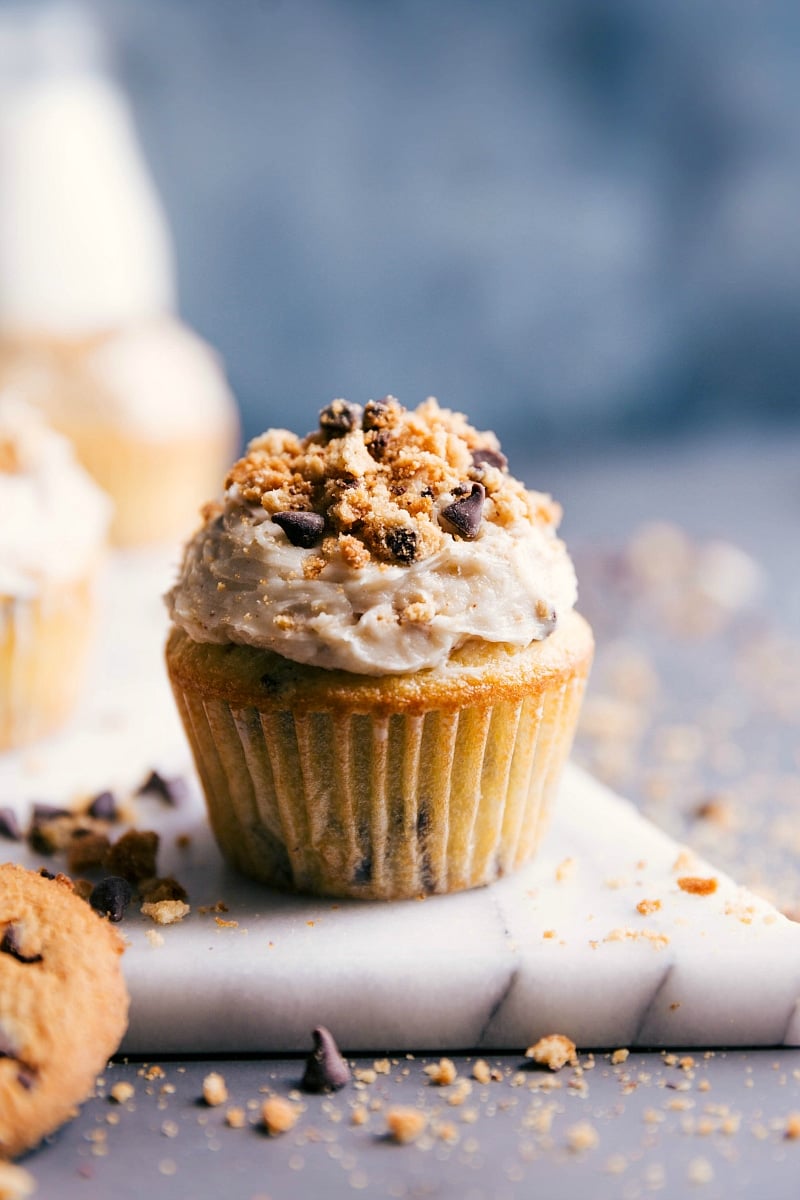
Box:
(170, 662, 589, 900)
(0, 578, 96, 750)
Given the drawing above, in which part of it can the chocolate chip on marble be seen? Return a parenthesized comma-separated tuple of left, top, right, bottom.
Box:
(319, 400, 362, 438)
(1, 924, 43, 964)
(471, 447, 508, 472)
(440, 482, 486, 540)
(87, 791, 118, 821)
(385, 527, 418, 565)
(301, 1026, 352, 1093)
(89, 876, 134, 923)
(272, 510, 325, 549)
(137, 770, 188, 807)
(0, 807, 21, 841)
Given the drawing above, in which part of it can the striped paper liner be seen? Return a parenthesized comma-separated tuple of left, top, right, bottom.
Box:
(171, 669, 588, 900)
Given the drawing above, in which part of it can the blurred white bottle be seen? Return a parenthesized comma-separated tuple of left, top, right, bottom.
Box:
(0, 1, 175, 334)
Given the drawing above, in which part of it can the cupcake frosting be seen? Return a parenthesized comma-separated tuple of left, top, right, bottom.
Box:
(0, 399, 110, 596)
(168, 398, 578, 675)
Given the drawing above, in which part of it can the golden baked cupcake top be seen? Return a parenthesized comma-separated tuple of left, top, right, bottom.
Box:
(169, 397, 577, 676)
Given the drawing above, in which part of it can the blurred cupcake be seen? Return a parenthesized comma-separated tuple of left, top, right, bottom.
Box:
(0, 9, 238, 544)
(0, 319, 238, 545)
(0, 398, 110, 749)
(166, 397, 593, 900)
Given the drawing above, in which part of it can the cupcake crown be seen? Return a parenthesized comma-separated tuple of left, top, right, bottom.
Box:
(224, 396, 560, 568)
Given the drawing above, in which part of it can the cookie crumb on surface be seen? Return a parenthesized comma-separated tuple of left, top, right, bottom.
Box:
(109, 1082, 135, 1105)
(145, 929, 165, 947)
(687, 1157, 714, 1184)
(611, 1048, 630, 1065)
(423, 1058, 457, 1086)
(225, 1107, 247, 1129)
(202, 1072, 228, 1107)
(678, 876, 718, 896)
(261, 1097, 301, 1135)
(472, 1059, 492, 1084)
(525, 1035, 578, 1072)
(784, 1112, 800, 1140)
(140, 900, 190, 926)
(566, 1121, 600, 1152)
(636, 899, 662, 916)
(385, 1107, 427, 1144)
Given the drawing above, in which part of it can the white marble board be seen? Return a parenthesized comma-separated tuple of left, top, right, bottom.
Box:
(2, 553, 799, 1053)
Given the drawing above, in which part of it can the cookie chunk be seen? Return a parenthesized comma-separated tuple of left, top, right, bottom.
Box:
(0, 863, 129, 1158)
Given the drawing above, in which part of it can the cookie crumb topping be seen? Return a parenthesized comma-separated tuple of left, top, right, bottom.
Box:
(224, 397, 557, 566)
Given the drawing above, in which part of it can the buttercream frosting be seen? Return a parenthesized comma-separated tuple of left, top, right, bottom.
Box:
(168, 398, 578, 675)
(0, 398, 110, 596)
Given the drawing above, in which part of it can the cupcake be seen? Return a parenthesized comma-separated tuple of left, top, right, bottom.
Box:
(166, 397, 593, 899)
(0, 398, 110, 749)
(0, 24, 238, 544)
(0, 319, 239, 545)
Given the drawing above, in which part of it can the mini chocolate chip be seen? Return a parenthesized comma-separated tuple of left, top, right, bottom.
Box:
(1, 924, 43, 964)
(0, 807, 21, 841)
(440, 482, 485, 540)
(319, 400, 361, 438)
(272, 510, 325, 549)
(385, 527, 418, 564)
(366, 429, 390, 460)
(87, 791, 118, 821)
(137, 771, 188, 807)
(38, 868, 56, 880)
(89, 877, 133, 923)
(301, 1026, 352, 1093)
(362, 399, 390, 430)
(471, 447, 508, 472)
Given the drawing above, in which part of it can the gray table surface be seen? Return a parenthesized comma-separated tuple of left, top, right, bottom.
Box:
(19, 425, 800, 1199)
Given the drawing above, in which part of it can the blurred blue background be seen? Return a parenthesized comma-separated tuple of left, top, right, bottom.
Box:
(12, 0, 800, 451)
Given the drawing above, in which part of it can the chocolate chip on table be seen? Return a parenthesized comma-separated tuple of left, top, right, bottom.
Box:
(87, 791, 118, 821)
(319, 400, 362, 438)
(0, 807, 21, 841)
(301, 1026, 352, 1093)
(440, 482, 486, 540)
(137, 771, 188, 807)
(272, 510, 325, 549)
(0, 924, 43, 964)
(385, 527, 418, 564)
(89, 877, 134, 923)
(471, 447, 508, 472)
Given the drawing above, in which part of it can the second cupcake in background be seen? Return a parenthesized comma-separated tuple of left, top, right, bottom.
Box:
(0, 399, 110, 749)
(166, 396, 593, 900)
(0, 9, 238, 544)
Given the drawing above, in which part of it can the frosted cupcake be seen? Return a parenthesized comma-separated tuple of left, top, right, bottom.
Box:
(0, 23, 238, 544)
(0, 399, 110, 749)
(0, 319, 238, 545)
(166, 397, 593, 899)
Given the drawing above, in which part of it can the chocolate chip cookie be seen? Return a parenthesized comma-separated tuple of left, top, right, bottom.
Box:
(0, 863, 129, 1158)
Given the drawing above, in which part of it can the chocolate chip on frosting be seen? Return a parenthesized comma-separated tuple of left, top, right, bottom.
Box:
(385, 526, 418, 564)
(301, 1026, 352, 1093)
(0, 924, 43, 965)
(471, 447, 508, 472)
(319, 400, 362, 438)
(272, 510, 325, 548)
(362, 398, 393, 430)
(440, 482, 486, 540)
